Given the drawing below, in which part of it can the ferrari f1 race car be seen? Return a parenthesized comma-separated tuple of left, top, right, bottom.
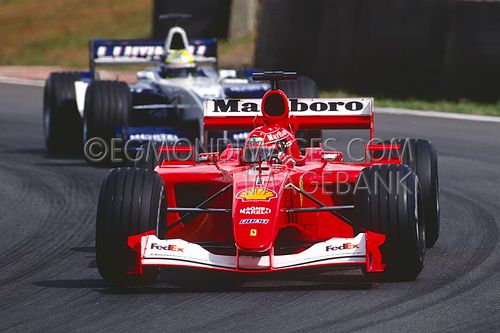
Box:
(95, 71, 440, 286)
(43, 14, 318, 165)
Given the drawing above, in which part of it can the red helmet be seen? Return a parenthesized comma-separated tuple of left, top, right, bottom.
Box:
(244, 125, 300, 164)
(243, 88, 302, 164)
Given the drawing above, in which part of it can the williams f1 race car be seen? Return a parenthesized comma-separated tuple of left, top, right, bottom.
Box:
(95, 72, 439, 286)
(43, 15, 319, 165)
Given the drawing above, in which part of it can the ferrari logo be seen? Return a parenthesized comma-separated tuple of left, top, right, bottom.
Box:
(236, 188, 277, 202)
(250, 229, 257, 236)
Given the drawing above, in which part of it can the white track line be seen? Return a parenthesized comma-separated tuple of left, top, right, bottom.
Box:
(0, 76, 45, 87)
(377, 107, 500, 124)
(0, 75, 499, 123)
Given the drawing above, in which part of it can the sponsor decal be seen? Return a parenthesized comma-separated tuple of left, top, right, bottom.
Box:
(266, 129, 289, 142)
(129, 133, 179, 142)
(236, 188, 277, 202)
(250, 229, 257, 236)
(239, 206, 272, 215)
(97, 45, 163, 58)
(209, 99, 364, 113)
(239, 219, 269, 225)
(289, 99, 363, 112)
(211, 99, 256, 113)
(151, 243, 184, 252)
(94, 44, 208, 62)
(325, 243, 360, 252)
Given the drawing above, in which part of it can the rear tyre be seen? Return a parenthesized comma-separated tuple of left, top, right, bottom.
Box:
(354, 164, 425, 281)
(280, 76, 319, 98)
(178, 119, 201, 143)
(281, 76, 322, 147)
(43, 72, 82, 153)
(384, 138, 439, 248)
(83, 80, 131, 165)
(96, 167, 165, 286)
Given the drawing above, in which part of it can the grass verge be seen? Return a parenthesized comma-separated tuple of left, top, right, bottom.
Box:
(0, 0, 252, 68)
(0, 0, 152, 67)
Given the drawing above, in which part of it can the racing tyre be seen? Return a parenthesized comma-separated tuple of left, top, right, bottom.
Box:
(280, 76, 319, 98)
(83, 80, 131, 165)
(178, 119, 201, 143)
(96, 167, 165, 286)
(281, 76, 322, 147)
(43, 72, 82, 153)
(354, 164, 425, 281)
(384, 138, 439, 248)
(135, 142, 160, 170)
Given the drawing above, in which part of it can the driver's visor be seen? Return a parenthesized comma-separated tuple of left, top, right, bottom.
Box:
(243, 144, 283, 164)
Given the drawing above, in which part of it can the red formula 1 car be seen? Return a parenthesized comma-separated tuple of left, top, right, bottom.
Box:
(95, 71, 439, 286)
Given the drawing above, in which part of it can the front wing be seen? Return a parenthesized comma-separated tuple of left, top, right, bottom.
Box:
(132, 232, 386, 273)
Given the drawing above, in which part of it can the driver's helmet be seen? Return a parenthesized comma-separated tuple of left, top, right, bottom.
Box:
(244, 125, 296, 164)
(160, 49, 196, 78)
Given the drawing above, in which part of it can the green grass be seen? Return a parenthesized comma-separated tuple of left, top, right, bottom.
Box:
(0, 0, 152, 67)
(0, 0, 252, 68)
(218, 33, 255, 68)
(321, 90, 500, 117)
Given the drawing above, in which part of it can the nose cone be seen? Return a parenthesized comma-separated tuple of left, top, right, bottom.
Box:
(232, 177, 284, 252)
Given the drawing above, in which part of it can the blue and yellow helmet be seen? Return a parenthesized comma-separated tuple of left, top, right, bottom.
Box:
(165, 49, 195, 68)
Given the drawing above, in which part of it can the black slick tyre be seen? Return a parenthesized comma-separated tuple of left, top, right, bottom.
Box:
(43, 72, 82, 153)
(96, 167, 165, 286)
(354, 164, 425, 281)
(384, 138, 439, 248)
(83, 80, 131, 165)
(135, 142, 161, 170)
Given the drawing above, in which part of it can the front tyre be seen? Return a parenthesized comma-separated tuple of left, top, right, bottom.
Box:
(385, 138, 440, 248)
(43, 72, 82, 153)
(354, 164, 425, 281)
(96, 167, 165, 286)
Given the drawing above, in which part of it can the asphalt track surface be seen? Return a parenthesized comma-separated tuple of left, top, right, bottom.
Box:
(0, 82, 499, 332)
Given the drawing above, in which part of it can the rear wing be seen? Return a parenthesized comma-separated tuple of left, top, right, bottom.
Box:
(203, 98, 374, 138)
(88, 38, 217, 76)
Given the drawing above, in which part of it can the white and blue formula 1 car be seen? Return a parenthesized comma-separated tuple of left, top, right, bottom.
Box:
(43, 14, 319, 165)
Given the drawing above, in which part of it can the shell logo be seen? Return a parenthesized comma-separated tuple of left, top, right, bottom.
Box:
(236, 188, 277, 202)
